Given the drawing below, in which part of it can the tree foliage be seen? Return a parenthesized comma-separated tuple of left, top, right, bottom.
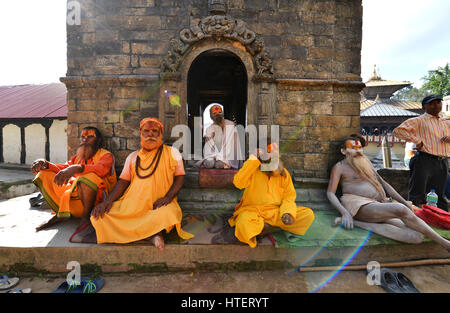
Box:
(392, 85, 431, 101)
(392, 63, 450, 100)
(421, 63, 450, 96)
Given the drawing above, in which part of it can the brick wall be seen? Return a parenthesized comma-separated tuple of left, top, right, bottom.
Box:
(63, 0, 364, 176)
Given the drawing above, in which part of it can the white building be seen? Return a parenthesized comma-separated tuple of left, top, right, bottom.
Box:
(0, 83, 67, 165)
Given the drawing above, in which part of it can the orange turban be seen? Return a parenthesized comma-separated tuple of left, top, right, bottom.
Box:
(139, 117, 164, 132)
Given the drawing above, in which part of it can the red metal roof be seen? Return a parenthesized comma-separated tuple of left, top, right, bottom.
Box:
(0, 83, 67, 118)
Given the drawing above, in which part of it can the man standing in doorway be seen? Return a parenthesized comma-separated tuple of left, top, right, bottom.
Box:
(393, 95, 450, 211)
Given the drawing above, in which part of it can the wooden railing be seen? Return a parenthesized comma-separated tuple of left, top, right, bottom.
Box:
(362, 135, 406, 147)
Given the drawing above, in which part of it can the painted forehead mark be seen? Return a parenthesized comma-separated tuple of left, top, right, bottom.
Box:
(345, 140, 362, 149)
(81, 129, 96, 138)
(210, 105, 223, 114)
(141, 121, 161, 131)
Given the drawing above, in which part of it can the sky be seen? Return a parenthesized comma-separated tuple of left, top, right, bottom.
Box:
(0, 0, 449, 87)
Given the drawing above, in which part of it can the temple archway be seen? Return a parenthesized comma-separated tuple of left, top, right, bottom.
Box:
(187, 49, 248, 144)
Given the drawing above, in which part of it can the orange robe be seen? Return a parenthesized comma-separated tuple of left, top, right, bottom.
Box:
(33, 148, 117, 218)
(228, 155, 315, 248)
(91, 145, 194, 244)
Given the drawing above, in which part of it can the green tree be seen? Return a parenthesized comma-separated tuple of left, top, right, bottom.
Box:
(392, 85, 431, 101)
(421, 63, 450, 96)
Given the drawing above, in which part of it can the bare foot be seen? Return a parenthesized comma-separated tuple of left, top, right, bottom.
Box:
(149, 233, 165, 250)
(77, 217, 91, 230)
(36, 216, 63, 232)
(70, 224, 97, 244)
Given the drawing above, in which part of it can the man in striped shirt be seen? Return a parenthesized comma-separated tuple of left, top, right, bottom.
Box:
(393, 95, 450, 211)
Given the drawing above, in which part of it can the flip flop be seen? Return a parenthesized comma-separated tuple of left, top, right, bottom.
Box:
(52, 279, 82, 293)
(379, 268, 405, 293)
(69, 221, 91, 243)
(6, 288, 32, 293)
(29, 193, 44, 207)
(395, 272, 421, 293)
(0, 276, 20, 290)
(80, 277, 104, 293)
(52, 277, 104, 293)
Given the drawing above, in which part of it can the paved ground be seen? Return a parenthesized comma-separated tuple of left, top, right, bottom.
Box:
(0, 168, 449, 294)
(0, 166, 34, 184)
(3, 265, 450, 293)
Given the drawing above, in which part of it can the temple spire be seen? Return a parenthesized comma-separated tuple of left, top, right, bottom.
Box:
(370, 64, 381, 81)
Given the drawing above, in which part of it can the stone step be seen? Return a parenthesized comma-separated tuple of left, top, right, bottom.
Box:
(177, 187, 333, 214)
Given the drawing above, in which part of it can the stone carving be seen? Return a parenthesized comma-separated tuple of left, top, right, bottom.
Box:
(208, 0, 226, 15)
(161, 13, 273, 80)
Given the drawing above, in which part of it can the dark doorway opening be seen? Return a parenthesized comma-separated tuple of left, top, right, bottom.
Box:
(187, 50, 247, 144)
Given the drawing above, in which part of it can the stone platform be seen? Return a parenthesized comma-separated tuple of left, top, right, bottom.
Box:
(1, 192, 449, 276)
(0, 164, 37, 200)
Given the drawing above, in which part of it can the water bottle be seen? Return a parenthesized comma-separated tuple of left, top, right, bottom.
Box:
(426, 189, 438, 207)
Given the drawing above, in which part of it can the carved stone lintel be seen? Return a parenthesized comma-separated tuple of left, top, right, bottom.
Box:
(208, 0, 226, 15)
(161, 13, 274, 80)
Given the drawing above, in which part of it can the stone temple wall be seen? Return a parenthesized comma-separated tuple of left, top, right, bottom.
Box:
(62, 0, 364, 180)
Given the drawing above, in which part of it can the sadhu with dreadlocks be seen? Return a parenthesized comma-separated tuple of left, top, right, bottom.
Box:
(71, 118, 194, 249)
(327, 134, 450, 251)
(228, 141, 315, 248)
(32, 126, 117, 232)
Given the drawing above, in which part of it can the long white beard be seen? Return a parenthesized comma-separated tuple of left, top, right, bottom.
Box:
(346, 153, 386, 199)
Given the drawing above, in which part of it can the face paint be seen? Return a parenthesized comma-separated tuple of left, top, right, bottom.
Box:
(140, 122, 163, 151)
(345, 140, 362, 150)
(80, 129, 97, 139)
(210, 105, 223, 114)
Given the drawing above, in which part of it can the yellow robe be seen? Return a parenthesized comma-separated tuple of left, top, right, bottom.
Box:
(91, 145, 194, 244)
(33, 148, 117, 218)
(228, 155, 315, 248)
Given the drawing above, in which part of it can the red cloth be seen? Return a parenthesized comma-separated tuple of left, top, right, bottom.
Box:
(415, 204, 450, 230)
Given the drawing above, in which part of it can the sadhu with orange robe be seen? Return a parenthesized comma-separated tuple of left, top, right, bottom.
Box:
(228, 142, 315, 248)
(32, 127, 117, 232)
(71, 117, 194, 249)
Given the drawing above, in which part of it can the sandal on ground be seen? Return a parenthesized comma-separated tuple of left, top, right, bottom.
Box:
(29, 193, 44, 207)
(6, 288, 32, 293)
(379, 268, 405, 293)
(394, 272, 421, 293)
(0, 275, 20, 290)
(52, 277, 104, 293)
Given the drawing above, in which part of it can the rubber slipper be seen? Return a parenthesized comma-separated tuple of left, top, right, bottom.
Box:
(69, 221, 91, 243)
(6, 288, 32, 293)
(80, 277, 104, 293)
(0, 276, 20, 290)
(52, 277, 104, 293)
(395, 272, 421, 293)
(29, 194, 44, 207)
(379, 268, 405, 293)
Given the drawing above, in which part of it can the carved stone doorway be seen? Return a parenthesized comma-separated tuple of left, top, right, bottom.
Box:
(187, 49, 248, 145)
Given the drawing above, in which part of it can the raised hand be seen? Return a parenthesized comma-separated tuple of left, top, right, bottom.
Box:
(31, 159, 48, 174)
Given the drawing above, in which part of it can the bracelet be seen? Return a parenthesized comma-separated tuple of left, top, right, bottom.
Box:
(80, 164, 85, 172)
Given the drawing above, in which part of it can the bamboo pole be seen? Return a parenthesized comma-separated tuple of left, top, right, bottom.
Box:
(295, 258, 450, 272)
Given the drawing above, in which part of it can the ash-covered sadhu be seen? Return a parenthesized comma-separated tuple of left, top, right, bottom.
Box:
(228, 142, 315, 248)
(327, 134, 450, 252)
(71, 117, 194, 249)
(32, 127, 117, 231)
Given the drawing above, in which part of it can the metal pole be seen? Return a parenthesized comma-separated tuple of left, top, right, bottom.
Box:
(381, 136, 392, 168)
